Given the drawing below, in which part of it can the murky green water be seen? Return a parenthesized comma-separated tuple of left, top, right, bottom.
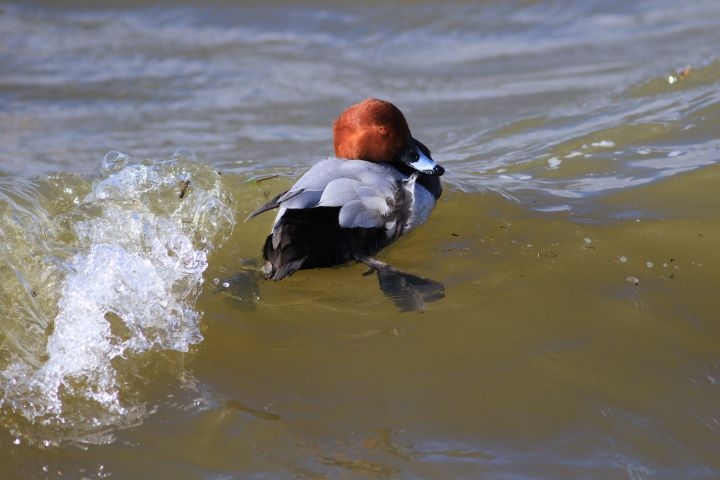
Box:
(2, 1, 720, 478)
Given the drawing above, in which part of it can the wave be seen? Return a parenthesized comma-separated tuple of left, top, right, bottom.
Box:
(0, 151, 235, 445)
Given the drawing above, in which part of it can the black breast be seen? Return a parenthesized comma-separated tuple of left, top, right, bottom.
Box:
(417, 174, 442, 200)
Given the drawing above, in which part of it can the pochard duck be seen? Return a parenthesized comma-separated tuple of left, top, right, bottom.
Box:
(246, 98, 446, 309)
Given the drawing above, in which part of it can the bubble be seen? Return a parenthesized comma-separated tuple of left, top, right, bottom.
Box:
(102, 151, 130, 171)
(172, 148, 198, 163)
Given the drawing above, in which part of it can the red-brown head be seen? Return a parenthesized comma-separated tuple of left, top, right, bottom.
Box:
(332, 98, 444, 176)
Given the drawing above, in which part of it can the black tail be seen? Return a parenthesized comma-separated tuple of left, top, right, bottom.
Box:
(263, 207, 388, 280)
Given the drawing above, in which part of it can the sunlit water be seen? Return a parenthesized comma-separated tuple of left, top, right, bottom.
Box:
(1, 0, 720, 478)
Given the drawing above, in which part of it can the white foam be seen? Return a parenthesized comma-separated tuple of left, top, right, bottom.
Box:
(0, 153, 234, 443)
(547, 157, 562, 169)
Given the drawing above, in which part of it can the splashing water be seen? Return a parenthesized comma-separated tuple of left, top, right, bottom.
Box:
(0, 152, 235, 444)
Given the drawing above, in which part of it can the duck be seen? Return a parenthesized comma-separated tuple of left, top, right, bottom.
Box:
(246, 98, 446, 309)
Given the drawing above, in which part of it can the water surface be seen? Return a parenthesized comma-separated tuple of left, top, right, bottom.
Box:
(1, 0, 720, 478)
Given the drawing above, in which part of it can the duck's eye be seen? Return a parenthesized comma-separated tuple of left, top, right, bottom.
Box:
(411, 150, 419, 161)
(378, 126, 389, 135)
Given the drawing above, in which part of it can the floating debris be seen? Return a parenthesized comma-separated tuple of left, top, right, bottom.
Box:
(668, 66, 692, 84)
(249, 174, 280, 185)
(178, 180, 190, 199)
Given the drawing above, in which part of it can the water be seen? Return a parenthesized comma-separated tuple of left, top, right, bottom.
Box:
(1, 152, 234, 446)
(1, 0, 720, 478)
